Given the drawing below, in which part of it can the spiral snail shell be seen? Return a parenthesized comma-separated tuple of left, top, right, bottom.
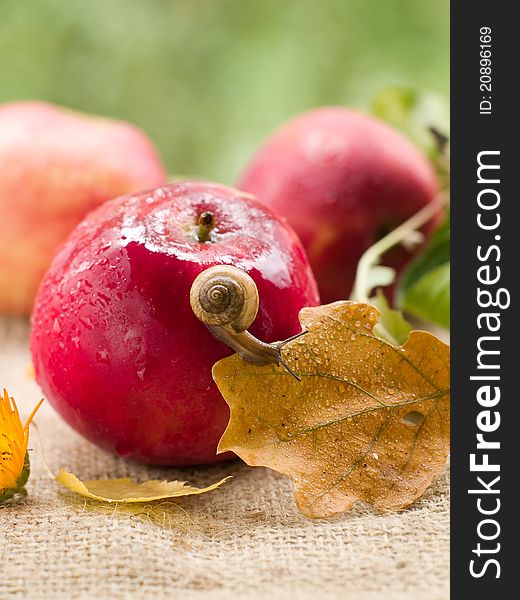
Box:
(190, 265, 259, 333)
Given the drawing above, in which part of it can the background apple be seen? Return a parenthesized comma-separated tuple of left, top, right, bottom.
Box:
(30, 181, 319, 466)
(237, 107, 442, 303)
(0, 101, 166, 315)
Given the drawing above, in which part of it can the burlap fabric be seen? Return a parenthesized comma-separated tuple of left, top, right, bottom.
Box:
(0, 318, 449, 599)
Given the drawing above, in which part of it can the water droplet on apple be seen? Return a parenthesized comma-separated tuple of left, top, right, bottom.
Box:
(96, 349, 109, 364)
(78, 316, 93, 330)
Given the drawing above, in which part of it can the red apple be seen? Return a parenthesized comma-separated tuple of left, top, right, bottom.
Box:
(0, 101, 166, 315)
(30, 181, 319, 465)
(237, 107, 442, 303)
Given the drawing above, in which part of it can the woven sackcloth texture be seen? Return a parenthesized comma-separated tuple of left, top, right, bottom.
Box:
(0, 318, 449, 600)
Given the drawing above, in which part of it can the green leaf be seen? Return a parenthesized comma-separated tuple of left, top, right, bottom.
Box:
(364, 265, 396, 291)
(399, 218, 450, 292)
(0, 452, 30, 503)
(371, 289, 412, 345)
(372, 86, 449, 158)
(398, 218, 450, 329)
(401, 262, 450, 329)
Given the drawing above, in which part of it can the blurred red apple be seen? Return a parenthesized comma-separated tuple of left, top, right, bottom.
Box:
(30, 181, 319, 465)
(237, 107, 442, 303)
(0, 101, 166, 314)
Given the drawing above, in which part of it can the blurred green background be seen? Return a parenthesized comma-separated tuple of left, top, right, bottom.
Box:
(0, 0, 449, 183)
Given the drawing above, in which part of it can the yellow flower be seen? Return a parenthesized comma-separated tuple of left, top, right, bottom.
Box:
(0, 389, 43, 502)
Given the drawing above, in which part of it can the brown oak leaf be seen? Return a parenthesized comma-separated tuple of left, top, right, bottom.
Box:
(213, 301, 450, 519)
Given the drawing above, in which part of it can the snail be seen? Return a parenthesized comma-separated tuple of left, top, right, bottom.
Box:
(190, 265, 304, 379)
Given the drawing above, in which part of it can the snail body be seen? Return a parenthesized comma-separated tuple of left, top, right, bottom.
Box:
(190, 265, 303, 377)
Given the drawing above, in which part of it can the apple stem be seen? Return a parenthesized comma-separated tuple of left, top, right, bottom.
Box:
(196, 211, 215, 243)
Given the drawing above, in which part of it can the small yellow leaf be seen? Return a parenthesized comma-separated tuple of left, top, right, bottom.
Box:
(56, 469, 230, 503)
(214, 301, 450, 519)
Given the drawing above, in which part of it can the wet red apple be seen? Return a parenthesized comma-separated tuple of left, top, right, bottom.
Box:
(30, 181, 319, 465)
(238, 107, 442, 303)
(0, 101, 166, 315)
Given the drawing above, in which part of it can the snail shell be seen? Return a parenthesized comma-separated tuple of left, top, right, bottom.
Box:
(190, 265, 259, 332)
